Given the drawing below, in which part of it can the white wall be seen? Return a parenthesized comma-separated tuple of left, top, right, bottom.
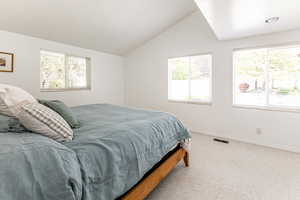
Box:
(0, 31, 124, 106)
(125, 11, 300, 153)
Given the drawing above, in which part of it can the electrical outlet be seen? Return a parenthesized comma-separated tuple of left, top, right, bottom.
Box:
(256, 128, 262, 135)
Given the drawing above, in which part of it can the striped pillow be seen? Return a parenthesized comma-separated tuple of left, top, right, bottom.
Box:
(14, 101, 73, 141)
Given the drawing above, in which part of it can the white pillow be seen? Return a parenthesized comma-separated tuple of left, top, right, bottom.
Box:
(0, 84, 37, 116)
(12, 101, 73, 142)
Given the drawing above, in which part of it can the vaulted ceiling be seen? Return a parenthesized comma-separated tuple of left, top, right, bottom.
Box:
(3, 1, 299, 55)
(0, 0, 197, 55)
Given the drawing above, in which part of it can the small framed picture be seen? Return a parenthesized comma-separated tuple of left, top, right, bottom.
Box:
(0, 52, 14, 72)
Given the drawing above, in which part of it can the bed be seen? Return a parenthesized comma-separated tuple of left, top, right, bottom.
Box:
(0, 104, 191, 200)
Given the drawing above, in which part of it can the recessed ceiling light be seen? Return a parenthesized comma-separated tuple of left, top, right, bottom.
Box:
(265, 17, 279, 24)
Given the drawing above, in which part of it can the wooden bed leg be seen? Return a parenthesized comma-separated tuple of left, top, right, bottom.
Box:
(183, 151, 189, 167)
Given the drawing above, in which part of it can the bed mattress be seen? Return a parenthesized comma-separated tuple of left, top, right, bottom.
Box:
(0, 104, 190, 200)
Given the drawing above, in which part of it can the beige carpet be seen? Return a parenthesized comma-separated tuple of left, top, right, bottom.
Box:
(147, 133, 300, 200)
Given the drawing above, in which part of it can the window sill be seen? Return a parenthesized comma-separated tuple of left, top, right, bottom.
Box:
(168, 99, 212, 105)
(232, 104, 300, 113)
(40, 88, 91, 92)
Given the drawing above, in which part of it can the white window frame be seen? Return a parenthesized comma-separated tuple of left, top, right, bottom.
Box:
(233, 44, 300, 113)
(168, 53, 213, 105)
(40, 49, 91, 92)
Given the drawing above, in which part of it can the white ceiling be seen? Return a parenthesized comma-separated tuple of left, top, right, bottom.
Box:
(0, 0, 197, 55)
(194, 0, 300, 40)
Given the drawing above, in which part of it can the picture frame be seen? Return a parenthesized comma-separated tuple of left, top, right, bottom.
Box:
(0, 52, 14, 72)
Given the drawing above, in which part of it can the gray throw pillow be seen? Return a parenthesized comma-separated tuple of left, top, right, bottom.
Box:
(0, 115, 9, 132)
(8, 117, 28, 133)
(0, 115, 27, 133)
(38, 100, 80, 129)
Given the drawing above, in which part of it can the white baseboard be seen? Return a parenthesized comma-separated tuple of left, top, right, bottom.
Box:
(191, 130, 300, 154)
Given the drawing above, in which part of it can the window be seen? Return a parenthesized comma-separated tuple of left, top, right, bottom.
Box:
(168, 54, 212, 103)
(40, 50, 91, 91)
(233, 45, 300, 110)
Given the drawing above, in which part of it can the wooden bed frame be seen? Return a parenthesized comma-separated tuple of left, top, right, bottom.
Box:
(119, 145, 189, 200)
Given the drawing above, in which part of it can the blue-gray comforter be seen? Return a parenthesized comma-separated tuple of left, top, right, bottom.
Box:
(0, 132, 82, 200)
(0, 104, 190, 200)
